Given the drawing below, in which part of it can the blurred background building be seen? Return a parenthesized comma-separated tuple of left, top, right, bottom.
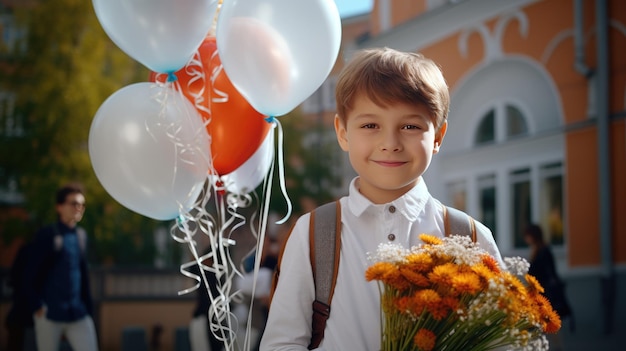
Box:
(1, 0, 625, 350)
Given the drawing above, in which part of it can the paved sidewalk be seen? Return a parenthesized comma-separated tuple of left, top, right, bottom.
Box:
(558, 318, 623, 351)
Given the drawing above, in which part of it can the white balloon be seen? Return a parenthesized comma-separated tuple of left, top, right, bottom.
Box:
(89, 83, 210, 220)
(93, 0, 218, 73)
(220, 125, 275, 195)
(216, 0, 342, 116)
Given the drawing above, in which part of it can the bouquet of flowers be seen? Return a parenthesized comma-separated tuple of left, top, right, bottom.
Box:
(365, 234, 561, 351)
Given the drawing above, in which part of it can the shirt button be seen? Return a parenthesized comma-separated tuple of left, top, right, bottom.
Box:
(388, 233, 396, 241)
(389, 206, 396, 213)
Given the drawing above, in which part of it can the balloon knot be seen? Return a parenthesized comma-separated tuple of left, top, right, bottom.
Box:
(176, 214, 185, 224)
(215, 180, 226, 197)
(166, 72, 178, 83)
(264, 116, 276, 124)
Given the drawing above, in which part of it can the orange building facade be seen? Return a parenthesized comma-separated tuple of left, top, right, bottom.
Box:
(317, 0, 626, 271)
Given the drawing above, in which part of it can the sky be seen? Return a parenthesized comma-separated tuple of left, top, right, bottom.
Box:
(334, 0, 373, 18)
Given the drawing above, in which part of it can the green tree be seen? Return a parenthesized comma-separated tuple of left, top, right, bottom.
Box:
(1, 0, 172, 266)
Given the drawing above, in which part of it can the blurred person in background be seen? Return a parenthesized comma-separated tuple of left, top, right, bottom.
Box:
(524, 223, 573, 351)
(5, 239, 35, 351)
(23, 183, 99, 351)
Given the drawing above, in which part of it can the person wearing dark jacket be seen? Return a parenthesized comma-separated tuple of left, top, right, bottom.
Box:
(524, 223, 573, 351)
(23, 184, 98, 351)
(5, 242, 35, 351)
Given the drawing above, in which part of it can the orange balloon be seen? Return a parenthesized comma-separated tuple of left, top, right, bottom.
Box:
(150, 36, 272, 175)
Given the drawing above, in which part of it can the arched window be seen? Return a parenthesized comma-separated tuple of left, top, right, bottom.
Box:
(474, 103, 528, 145)
(475, 110, 495, 144)
(506, 105, 527, 138)
(432, 59, 565, 253)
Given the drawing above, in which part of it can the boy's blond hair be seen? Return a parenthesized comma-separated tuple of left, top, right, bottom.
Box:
(335, 47, 449, 130)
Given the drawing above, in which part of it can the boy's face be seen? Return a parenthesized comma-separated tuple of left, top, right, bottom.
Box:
(334, 94, 446, 204)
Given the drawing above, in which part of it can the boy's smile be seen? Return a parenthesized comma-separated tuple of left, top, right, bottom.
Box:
(335, 93, 446, 204)
(374, 160, 407, 167)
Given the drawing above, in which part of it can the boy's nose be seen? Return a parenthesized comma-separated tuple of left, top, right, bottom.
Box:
(379, 131, 402, 152)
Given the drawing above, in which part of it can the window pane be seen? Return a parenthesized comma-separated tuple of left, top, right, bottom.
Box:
(475, 110, 495, 144)
(478, 175, 497, 237)
(542, 173, 564, 246)
(446, 181, 466, 212)
(506, 105, 528, 138)
(511, 169, 531, 248)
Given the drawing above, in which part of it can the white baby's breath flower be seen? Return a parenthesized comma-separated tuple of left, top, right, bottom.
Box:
(520, 335, 549, 351)
(504, 256, 530, 276)
(367, 242, 408, 263)
(440, 235, 488, 266)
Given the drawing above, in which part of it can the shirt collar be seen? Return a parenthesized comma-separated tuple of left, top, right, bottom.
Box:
(56, 221, 77, 234)
(346, 177, 431, 221)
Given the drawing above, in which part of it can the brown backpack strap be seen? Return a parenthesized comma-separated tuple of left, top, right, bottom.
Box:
(308, 200, 341, 350)
(443, 205, 477, 242)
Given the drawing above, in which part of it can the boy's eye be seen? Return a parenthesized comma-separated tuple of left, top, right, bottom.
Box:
(403, 124, 422, 130)
(361, 123, 377, 129)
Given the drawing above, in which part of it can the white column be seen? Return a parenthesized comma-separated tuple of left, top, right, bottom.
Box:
(379, 0, 391, 32)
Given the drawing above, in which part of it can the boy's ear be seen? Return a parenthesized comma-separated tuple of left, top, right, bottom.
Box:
(334, 114, 349, 151)
(433, 121, 447, 154)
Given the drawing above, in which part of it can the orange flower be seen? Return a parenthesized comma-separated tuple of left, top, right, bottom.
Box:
(533, 294, 562, 333)
(419, 234, 443, 246)
(395, 296, 413, 314)
(400, 267, 430, 287)
(428, 262, 457, 286)
(451, 272, 482, 295)
(415, 290, 442, 309)
(471, 264, 495, 289)
(405, 252, 434, 273)
(365, 262, 395, 282)
(384, 267, 411, 291)
(428, 302, 450, 321)
(501, 272, 526, 296)
(481, 254, 501, 274)
(413, 328, 437, 351)
(543, 310, 562, 334)
(525, 274, 545, 295)
(441, 296, 460, 312)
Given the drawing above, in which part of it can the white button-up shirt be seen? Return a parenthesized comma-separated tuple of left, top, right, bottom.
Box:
(260, 177, 503, 351)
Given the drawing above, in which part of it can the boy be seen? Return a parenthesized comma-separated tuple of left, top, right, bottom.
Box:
(260, 48, 503, 350)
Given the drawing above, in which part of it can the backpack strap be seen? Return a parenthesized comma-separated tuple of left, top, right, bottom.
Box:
(308, 200, 341, 350)
(442, 205, 477, 242)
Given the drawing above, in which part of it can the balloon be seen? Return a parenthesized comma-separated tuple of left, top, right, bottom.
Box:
(150, 36, 273, 175)
(93, 0, 218, 73)
(216, 0, 342, 116)
(219, 124, 275, 195)
(89, 83, 210, 220)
